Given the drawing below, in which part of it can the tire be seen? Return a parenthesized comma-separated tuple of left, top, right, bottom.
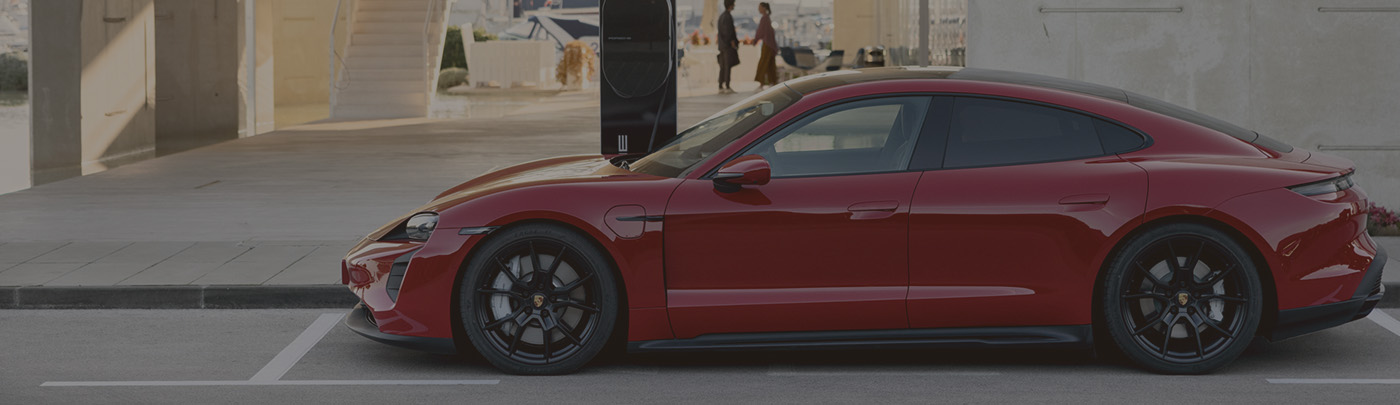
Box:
(459, 223, 619, 375)
(1101, 223, 1264, 374)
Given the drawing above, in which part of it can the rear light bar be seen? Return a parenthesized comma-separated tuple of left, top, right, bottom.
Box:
(1289, 173, 1355, 196)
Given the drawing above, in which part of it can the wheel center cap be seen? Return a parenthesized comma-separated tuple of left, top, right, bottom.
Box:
(531, 294, 546, 308)
(1177, 292, 1191, 306)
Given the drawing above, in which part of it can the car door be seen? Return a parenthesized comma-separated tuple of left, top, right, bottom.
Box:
(906, 96, 1149, 329)
(663, 96, 935, 339)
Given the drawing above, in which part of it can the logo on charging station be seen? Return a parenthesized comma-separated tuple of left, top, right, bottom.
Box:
(618, 135, 629, 153)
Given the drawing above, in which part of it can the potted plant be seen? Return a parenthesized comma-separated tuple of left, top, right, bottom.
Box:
(1368, 202, 1400, 236)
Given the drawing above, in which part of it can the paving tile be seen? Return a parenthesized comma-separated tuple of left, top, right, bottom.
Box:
(96, 242, 195, 265)
(264, 246, 350, 285)
(0, 242, 69, 263)
(0, 263, 87, 286)
(227, 245, 316, 264)
(28, 242, 130, 263)
(162, 242, 251, 263)
(192, 261, 290, 285)
(45, 263, 158, 286)
(118, 262, 223, 286)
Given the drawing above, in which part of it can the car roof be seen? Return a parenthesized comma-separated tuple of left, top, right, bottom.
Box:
(781, 66, 1130, 102)
(782, 67, 1290, 152)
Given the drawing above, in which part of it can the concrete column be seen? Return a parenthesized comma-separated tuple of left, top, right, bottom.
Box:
(28, 1, 83, 185)
(254, 0, 274, 135)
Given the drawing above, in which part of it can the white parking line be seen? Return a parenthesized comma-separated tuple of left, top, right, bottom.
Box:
(250, 313, 344, 382)
(43, 312, 501, 388)
(1264, 310, 1400, 385)
(1266, 379, 1400, 385)
(1367, 310, 1400, 338)
(767, 365, 1000, 377)
(41, 380, 499, 387)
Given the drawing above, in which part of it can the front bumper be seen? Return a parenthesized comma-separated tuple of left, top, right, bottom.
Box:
(345, 303, 458, 355)
(1270, 244, 1387, 341)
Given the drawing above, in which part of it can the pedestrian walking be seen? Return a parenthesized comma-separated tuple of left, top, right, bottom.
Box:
(717, 0, 739, 94)
(754, 2, 778, 89)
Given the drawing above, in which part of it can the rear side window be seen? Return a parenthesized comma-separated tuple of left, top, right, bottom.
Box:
(944, 98, 1104, 169)
(1095, 120, 1146, 154)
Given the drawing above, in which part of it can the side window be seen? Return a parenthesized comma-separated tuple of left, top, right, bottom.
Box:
(944, 98, 1105, 169)
(750, 97, 930, 177)
(1095, 119, 1146, 154)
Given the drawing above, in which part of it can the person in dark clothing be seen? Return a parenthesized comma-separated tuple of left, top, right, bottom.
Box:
(717, 0, 739, 94)
(754, 2, 778, 89)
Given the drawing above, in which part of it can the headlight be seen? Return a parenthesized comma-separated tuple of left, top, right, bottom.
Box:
(404, 213, 439, 241)
(1289, 173, 1355, 196)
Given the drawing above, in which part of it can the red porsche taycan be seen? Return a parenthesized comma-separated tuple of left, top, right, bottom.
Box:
(341, 67, 1385, 375)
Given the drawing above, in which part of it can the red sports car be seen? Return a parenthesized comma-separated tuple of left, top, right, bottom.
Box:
(342, 67, 1386, 375)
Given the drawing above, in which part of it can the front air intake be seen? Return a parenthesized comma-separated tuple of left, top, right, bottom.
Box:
(385, 249, 418, 302)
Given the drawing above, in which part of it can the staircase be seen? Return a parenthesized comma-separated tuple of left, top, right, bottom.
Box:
(331, 0, 452, 120)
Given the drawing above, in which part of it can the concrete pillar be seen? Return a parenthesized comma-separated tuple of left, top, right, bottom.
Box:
(917, 0, 929, 66)
(254, 0, 274, 135)
(28, 0, 82, 185)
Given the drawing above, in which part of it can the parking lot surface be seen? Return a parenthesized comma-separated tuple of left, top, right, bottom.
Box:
(4, 308, 1400, 403)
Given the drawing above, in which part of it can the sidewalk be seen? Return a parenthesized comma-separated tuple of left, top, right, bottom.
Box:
(1, 90, 1396, 308)
(0, 92, 755, 308)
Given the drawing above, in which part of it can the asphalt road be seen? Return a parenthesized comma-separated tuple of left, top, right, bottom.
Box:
(5, 309, 1400, 403)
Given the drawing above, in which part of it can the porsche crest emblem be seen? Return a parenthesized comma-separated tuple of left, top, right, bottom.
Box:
(1177, 293, 1189, 306)
(533, 294, 545, 308)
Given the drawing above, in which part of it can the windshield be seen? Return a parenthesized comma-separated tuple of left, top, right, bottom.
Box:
(628, 86, 801, 178)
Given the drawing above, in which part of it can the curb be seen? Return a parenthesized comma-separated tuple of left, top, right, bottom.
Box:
(0, 285, 357, 310)
(0, 283, 1396, 310)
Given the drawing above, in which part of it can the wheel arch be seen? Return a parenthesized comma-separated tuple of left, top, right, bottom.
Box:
(1090, 214, 1279, 342)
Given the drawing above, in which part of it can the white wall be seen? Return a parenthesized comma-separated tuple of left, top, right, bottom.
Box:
(968, 0, 1400, 206)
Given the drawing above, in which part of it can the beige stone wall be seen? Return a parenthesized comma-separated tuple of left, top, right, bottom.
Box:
(154, 0, 241, 156)
(272, 0, 344, 127)
(78, 0, 156, 175)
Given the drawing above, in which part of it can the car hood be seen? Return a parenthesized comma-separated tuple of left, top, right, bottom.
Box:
(423, 154, 651, 210)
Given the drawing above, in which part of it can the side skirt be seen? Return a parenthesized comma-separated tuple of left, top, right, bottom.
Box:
(627, 325, 1093, 353)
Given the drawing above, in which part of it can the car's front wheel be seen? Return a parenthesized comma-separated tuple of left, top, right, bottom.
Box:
(459, 224, 618, 375)
(1102, 223, 1263, 374)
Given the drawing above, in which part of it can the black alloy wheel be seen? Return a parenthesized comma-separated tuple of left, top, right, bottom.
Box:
(460, 224, 618, 375)
(1102, 223, 1263, 374)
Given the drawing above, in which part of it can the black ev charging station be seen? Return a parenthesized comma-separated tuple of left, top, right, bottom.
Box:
(600, 0, 679, 155)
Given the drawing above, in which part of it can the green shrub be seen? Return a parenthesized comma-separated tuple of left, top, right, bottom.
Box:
(473, 27, 497, 42)
(438, 67, 468, 90)
(0, 52, 26, 92)
(442, 26, 467, 70)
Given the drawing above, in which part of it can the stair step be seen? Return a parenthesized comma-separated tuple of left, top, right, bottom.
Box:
(357, 10, 431, 23)
(349, 44, 424, 57)
(352, 34, 423, 46)
(340, 68, 425, 81)
(344, 56, 425, 69)
(337, 90, 427, 105)
(357, 0, 430, 12)
(353, 21, 430, 34)
(339, 80, 425, 91)
(331, 104, 427, 120)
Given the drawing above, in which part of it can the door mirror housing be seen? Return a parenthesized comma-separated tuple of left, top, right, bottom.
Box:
(713, 155, 771, 193)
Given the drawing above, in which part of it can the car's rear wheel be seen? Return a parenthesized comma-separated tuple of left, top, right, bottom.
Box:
(1102, 223, 1263, 374)
(459, 224, 618, 375)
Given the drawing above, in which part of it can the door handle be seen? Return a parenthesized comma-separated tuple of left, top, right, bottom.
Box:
(1059, 194, 1110, 205)
(848, 200, 900, 212)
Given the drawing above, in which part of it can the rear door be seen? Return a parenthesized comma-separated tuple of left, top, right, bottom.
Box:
(906, 96, 1149, 329)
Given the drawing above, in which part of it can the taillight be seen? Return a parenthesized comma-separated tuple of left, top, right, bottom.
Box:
(1289, 173, 1355, 196)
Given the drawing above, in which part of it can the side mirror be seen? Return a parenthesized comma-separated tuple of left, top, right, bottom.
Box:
(713, 155, 771, 193)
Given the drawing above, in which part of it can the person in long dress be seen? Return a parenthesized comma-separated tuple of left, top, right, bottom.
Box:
(754, 2, 778, 89)
(717, 0, 739, 94)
